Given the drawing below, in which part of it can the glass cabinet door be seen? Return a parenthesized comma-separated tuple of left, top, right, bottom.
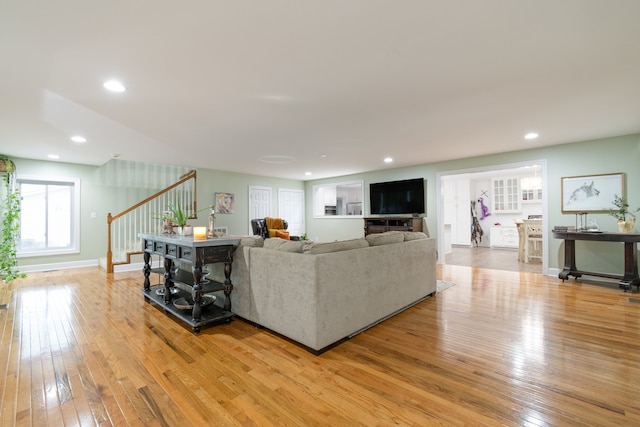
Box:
(492, 178, 521, 213)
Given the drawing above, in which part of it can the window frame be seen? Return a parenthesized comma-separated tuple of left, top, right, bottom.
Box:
(312, 180, 364, 218)
(17, 175, 81, 257)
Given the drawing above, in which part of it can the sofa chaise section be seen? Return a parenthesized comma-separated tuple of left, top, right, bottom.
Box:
(247, 236, 437, 353)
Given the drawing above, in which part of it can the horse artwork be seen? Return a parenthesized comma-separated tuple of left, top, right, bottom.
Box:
(568, 181, 600, 205)
(471, 200, 483, 246)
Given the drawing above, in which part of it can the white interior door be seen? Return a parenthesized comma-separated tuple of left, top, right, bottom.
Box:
(278, 188, 305, 236)
(248, 186, 271, 234)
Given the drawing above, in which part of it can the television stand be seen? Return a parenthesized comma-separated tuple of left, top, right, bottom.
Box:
(364, 217, 423, 236)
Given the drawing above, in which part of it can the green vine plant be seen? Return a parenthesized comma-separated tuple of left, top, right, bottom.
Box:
(0, 155, 26, 282)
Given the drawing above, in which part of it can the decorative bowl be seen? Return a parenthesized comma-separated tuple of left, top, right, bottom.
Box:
(173, 295, 216, 310)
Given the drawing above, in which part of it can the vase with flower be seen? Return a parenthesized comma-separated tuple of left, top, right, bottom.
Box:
(609, 194, 639, 233)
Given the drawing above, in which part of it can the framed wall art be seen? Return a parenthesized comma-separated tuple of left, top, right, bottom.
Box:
(561, 172, 624, 213)
(214, 192, 235, 214)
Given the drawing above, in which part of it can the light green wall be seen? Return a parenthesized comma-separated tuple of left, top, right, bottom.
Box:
(14, 159, 107, 266)
(13, 158, 302, 268)
(11, 132, 640, 275)
(305, 133, 640, 274)
(191, 168, 304, 235)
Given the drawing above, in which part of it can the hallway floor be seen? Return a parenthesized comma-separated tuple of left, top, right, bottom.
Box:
(445, 245, 542, 274)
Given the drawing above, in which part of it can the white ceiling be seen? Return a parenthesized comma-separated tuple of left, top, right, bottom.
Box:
(1, 1, 639, 181)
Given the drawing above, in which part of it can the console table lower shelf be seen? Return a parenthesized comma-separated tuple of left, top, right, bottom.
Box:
(143, 282, 233, 333)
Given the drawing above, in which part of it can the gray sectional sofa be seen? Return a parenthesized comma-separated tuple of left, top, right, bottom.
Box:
(209, 231, 437, 353)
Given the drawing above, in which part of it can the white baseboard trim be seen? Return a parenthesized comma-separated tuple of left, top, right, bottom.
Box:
(114, 262, 145, 273)
(19, 260, 152, 274)
(547, 267, 560, 278)
(19, 259, 98, 273)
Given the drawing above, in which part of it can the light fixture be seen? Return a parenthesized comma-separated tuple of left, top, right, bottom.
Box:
(305, 172, 312, 176)
(384, 157, 393, 163)
(524, 132, 539, 140)
(48, 154, 60, 159)
(521, 165, 542, 190)
(521, 176, 542, 190)
(103, 80, 126, 92)
(71, 135, 86, 143)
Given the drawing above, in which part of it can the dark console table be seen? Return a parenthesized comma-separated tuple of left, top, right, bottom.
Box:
(552, 230, 640, 292)
(139, 233, 240, 332)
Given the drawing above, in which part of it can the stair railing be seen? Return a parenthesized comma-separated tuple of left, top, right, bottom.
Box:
(106, 170, 197, 273)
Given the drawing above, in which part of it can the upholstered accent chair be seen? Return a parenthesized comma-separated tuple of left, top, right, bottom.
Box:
(251, 217, 299, 240)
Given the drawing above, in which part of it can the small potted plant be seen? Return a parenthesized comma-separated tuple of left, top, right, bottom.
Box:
(154, 201, 193, 235)
(609, 194, 639, 233)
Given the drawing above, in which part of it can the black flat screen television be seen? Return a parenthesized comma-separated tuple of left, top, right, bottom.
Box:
(369, 178, 425, 215)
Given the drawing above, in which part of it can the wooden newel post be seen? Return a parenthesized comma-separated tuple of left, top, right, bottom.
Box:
(107, 212, 113, 273)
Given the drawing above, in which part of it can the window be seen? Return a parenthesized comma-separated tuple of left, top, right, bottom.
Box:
(312, 181, 364, 218)
(17, 176, 80, 256)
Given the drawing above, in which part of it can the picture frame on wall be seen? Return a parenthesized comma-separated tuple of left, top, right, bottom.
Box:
(215, 192, 235, 214)
(561, 172, 624, 213)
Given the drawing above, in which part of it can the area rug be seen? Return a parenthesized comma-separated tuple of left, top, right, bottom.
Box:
(437, 280, 456, 293)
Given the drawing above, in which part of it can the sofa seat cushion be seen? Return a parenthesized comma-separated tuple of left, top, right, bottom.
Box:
(303, 238, 369, 254)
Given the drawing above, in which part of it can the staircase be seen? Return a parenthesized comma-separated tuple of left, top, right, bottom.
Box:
(105, 170, 197, 273)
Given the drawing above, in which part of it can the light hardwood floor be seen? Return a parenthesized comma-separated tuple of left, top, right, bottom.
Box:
(446, 245, 542, 274)
(1, 265, 639, 426)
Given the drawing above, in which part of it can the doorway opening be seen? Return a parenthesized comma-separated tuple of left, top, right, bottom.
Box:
(437, 160, 548, 274)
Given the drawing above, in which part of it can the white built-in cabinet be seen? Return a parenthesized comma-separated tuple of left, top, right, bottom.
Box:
(490, 226, 519, 248)
(492, 177, 521, 213)
(443, 177, 471, 245)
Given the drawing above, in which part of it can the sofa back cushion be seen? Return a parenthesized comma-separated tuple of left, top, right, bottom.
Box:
(240, 235, 264, 247)
(403, 231, 428, 241)
(302, 238, 369, 254)
(263, 237, 306, 253)
(365, 231, 405, 246)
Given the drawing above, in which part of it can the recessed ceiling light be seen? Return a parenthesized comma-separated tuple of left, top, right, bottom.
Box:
(384, 157, 393, 163)
(305, 172, 312, 176)
(524, 132, 539, 140)
(103, 80, 126, 92)
(48, 154, 60, 159)
(71, 135, 86, 143)
(320, 154, 327, 158)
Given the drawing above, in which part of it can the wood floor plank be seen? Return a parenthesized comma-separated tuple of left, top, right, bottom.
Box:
(2, 264, 640, 425)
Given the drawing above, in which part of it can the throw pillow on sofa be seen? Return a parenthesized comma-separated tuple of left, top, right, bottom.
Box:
(275, 230, 290, 240)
